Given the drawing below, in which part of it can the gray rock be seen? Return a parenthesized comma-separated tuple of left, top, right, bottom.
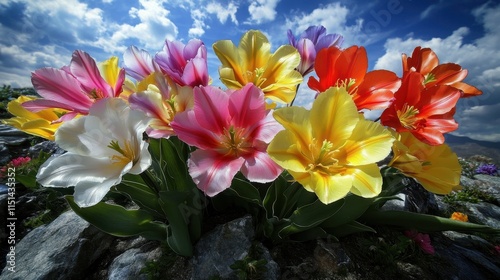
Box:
(28, 141, 65, 158)
(0, 211, 114, 280)
(0, 144, 10, 165)
(474, 174, 500, 203)
(191, 215, 277, 280)
(0, 184, 7, 195)
(463, 202, 500, 229)
(380, 193, 406, 211)
(0, 194, 7, 247)
(430, 232, 500, 280)
(191, 215, 254, 280)
(108, 246, 162, 280)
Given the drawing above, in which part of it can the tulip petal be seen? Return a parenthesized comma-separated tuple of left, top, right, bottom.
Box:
(37, 153, 130, 207)
(344, 119, 395, 165)
(347, 164, 383, 198)
(123, 45, 159, 80)
(272, 106, 312, 150)
(267, 130, 308, 172)
(311, 88, 358, 147)
(188, 149, 245, 196)
(309, 172, 353, 204)
(171, 110, 220, 149)
(70, 50, 114, 97)
(241, 149, 282, 183)
(29, 67, 93, 112)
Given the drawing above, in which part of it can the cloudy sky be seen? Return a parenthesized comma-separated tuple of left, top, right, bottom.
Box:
(0, 0, 499, 142)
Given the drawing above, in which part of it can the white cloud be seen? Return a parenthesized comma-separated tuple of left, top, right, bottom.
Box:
(189, 9, 208, 37)
(186, 1, 240, 39)
(284, 2, 363, 47)
(110, 0, 178, 50)
(246, 0, 280, 24)
(207, 1, 239, 24)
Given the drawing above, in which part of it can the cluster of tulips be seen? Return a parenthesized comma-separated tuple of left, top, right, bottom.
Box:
(3, 25, 496, 256)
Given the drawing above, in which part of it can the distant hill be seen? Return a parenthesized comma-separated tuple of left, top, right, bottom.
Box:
(445, 134, 500, 164)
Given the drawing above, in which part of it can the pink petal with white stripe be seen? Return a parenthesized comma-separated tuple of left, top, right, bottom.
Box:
(188, 149, 245, 196)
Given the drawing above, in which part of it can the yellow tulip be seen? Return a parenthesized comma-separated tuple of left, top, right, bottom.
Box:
(213, 30, 303, 104)
(267, 87, 394, 204)
(389, 131, 461, 194)
(2, 96, 68, 140)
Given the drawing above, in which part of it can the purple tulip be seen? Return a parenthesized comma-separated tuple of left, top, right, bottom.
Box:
(287, 25, 344, 76)
(154, 39, 209, 87)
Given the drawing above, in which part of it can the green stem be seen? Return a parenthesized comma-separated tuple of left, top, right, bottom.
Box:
(140, 169, 160, 196)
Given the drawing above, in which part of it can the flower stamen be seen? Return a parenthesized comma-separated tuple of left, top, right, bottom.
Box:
(397, 104, 420, 129)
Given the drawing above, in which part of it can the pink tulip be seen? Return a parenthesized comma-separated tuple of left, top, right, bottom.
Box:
(123, 45, 160, 81)
(171, 84, 282, 196)
(155, 39, 209, 87)
(23, 50, 125, 120)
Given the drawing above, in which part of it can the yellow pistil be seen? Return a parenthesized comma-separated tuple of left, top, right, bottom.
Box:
(108, 140, 136, 165)
(306, 139, 344, 175)
(89, 88, 106, 99)
(334, 78, 357, 92)
(397, 104, 420, 129)
(219, 126, 252, 157)
(423, 73, 436, 85)
(244, 67, 267, 87)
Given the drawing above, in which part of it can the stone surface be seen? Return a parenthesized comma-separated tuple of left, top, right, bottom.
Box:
(0, 174, 499, 279)
(380, 193, 406, 211)
(0, 144, 9, 165)
(108, 246, 162, 280)
(463, 202, 500, 229)
(28, 141, 65, 158)
(191, 215, 279, 280)
(429, 232, 500, 280)
(0, 211, 114, 280)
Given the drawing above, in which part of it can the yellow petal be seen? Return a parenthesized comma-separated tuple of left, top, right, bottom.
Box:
(259, 45, 303, 103)
(310, 87, 359, 148)
(308, 172, 353, 204)
(98, 56, 120, 87)
(267, 130, 308, 172)
(239, 30, 271, 73)
(213, 39, 247, 86)
(2, 96, 66, 140)
(344, 118, 394, 165)
(347, 164, 383, 197)
(272, 106, 312, 150)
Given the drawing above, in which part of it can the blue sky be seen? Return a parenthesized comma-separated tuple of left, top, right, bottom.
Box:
(0, 0, 499, 142)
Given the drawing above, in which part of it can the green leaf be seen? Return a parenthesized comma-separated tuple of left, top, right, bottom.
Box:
(15, 173, 38, 189)
(262, 176, 284, 219)
(361, 210, 500, 235)
(289, 227, 332, 242)
(380, 167, 407, 196)
(277, 199, 345, 238)
(159, 190, 195, 256)
(115, 173, 162, 217)
(325, 220, 376, 238)
(225, 177, 262, 206)
(320, 195, 375, 228)
(66, 196, 168, 241)
(148, 137, 193, 191)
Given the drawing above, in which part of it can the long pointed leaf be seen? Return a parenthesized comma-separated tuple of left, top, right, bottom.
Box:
(115, 174, 162, 217)
(361, 210, 500, 234)
(66, 196, 168, 241)
(159, 190, 195, 256)
(277, 199, 345, 238)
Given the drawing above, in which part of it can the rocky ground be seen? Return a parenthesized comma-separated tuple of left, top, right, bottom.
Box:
(0, 136, 499, 279)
